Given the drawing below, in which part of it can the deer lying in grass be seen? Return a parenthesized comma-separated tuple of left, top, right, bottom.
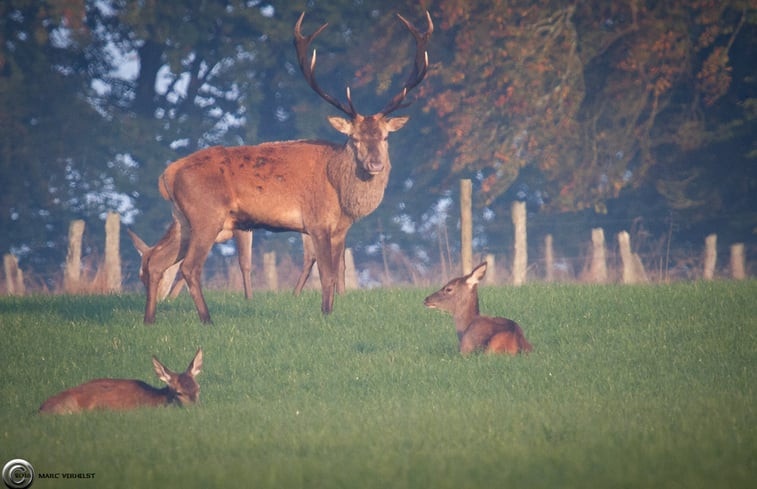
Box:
(39, 349, 203, 414)
(136, 11, 432, 324)
(424, 262, 532, 355)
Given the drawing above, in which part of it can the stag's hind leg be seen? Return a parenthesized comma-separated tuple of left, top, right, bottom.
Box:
(234, 229, 253, 299)
(293, 234, 346, 296)
(293, 234, 317, 296)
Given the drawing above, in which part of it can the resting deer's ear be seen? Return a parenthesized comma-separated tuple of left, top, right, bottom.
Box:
(465, 262, 488, 286)
(188, 348, 203, 378)
(152, 357, 174, 384)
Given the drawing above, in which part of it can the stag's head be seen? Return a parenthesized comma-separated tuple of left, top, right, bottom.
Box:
(294, 11, 433, 176)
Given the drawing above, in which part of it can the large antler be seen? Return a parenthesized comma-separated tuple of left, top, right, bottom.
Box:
(294, 11, 433, 118)
(380, 11, 434, 116)
(294, 12, 357, 117)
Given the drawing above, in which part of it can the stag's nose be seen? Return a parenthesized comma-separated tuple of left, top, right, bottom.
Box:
(365, 160, 384, 174)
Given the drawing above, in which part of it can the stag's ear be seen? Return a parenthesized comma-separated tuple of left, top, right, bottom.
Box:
(385, 116, 409, 132)
(328, 116, 353, 135)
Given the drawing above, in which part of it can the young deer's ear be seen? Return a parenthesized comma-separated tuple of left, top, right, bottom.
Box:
(188, 348, 203, 378)
(127, 228, 149, 256)
(465, 262, 488, 286)
(152, 357, 174, 384)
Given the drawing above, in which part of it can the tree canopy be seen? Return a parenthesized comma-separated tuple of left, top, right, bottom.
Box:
(1, 0, 754, 284)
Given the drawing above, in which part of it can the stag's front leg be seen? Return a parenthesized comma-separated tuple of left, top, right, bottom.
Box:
(311, 232, 339, 314)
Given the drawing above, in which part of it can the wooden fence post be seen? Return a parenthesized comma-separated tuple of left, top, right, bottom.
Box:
(590, 228, 608, 283)
(263, 251, 278, 291)
(511, 201, 527, 285)
(344, 248, 358, 290)
(64, 220, 86, 293)
(617, 231, 648, 284)
(3, 254, 24, 296)
(460, 179, 473, 275)
(544, 234, 554, 282)
(104, 211, 122, 293)
(730, 243, 745, 280)
(703, 234, 717, 280)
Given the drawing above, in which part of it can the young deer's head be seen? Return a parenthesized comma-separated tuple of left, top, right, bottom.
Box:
(424, 262, 488, 329)
(127, 227, 183, 301)
(152, 348, 203, 406)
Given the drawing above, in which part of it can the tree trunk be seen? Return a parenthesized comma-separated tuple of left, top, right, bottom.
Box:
(460, 179, 472, 275)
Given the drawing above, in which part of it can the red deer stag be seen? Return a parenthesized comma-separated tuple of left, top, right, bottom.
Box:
(39, 349, 203, 414)
(424, 262, 532, 355)
(136, 11, 432, 324)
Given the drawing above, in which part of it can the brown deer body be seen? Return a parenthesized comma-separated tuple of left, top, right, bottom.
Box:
(137, 12, 432, 324)
(39, 349, 203, 414)
(424, 262, 532, 355)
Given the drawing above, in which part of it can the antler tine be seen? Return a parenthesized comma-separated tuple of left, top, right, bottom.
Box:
(380, 10, 434, 115)
(294, 12, 357, 117)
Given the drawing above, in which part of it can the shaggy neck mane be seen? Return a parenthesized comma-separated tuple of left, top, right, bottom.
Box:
(327, 145, 390, 221)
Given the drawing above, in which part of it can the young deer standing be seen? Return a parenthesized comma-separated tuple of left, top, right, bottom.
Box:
(39, 348, 203, 414)
(424, 262, 532, 355)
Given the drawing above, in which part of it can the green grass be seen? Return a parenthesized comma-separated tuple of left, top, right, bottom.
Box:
(1, 281, 755, 488)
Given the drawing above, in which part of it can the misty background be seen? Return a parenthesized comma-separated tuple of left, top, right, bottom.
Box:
(1, 0, 754, 290)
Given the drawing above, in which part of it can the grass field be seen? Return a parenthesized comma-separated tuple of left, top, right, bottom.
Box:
(1, 281, 755, 488)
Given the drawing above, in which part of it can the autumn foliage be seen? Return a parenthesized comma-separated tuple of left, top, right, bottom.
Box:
(417, 0, 753, 212)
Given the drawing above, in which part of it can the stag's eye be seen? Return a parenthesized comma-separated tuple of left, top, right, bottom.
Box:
(445, 287, 454, 293)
